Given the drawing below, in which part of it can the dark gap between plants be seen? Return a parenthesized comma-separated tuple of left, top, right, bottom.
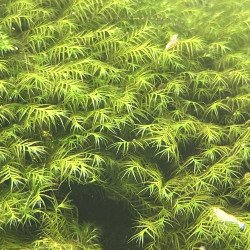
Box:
(68, 183, 139, 250)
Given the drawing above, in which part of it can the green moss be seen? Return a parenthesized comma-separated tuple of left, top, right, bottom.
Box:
(0, 0, 249, 249)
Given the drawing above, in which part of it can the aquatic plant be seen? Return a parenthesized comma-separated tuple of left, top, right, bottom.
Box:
(0, 0, 249, 249)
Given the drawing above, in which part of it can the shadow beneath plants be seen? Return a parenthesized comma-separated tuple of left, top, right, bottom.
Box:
(68, 183, 139, 250)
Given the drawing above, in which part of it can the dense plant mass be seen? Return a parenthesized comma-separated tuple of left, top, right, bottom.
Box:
(0, 0, 249, 249)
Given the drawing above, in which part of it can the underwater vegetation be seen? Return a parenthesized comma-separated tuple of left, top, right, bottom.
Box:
(0, 0, 249, 249)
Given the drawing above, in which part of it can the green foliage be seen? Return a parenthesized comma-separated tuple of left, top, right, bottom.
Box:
(0, 0, 249, 249)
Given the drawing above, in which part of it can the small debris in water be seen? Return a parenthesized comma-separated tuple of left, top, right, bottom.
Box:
(165, 34, 178, 50)
(212, 207, 245, 230)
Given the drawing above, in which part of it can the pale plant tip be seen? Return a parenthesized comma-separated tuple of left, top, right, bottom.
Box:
(198, 246, 206, 250)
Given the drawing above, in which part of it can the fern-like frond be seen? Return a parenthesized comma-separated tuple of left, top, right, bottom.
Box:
(0, 164, 25, 191)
